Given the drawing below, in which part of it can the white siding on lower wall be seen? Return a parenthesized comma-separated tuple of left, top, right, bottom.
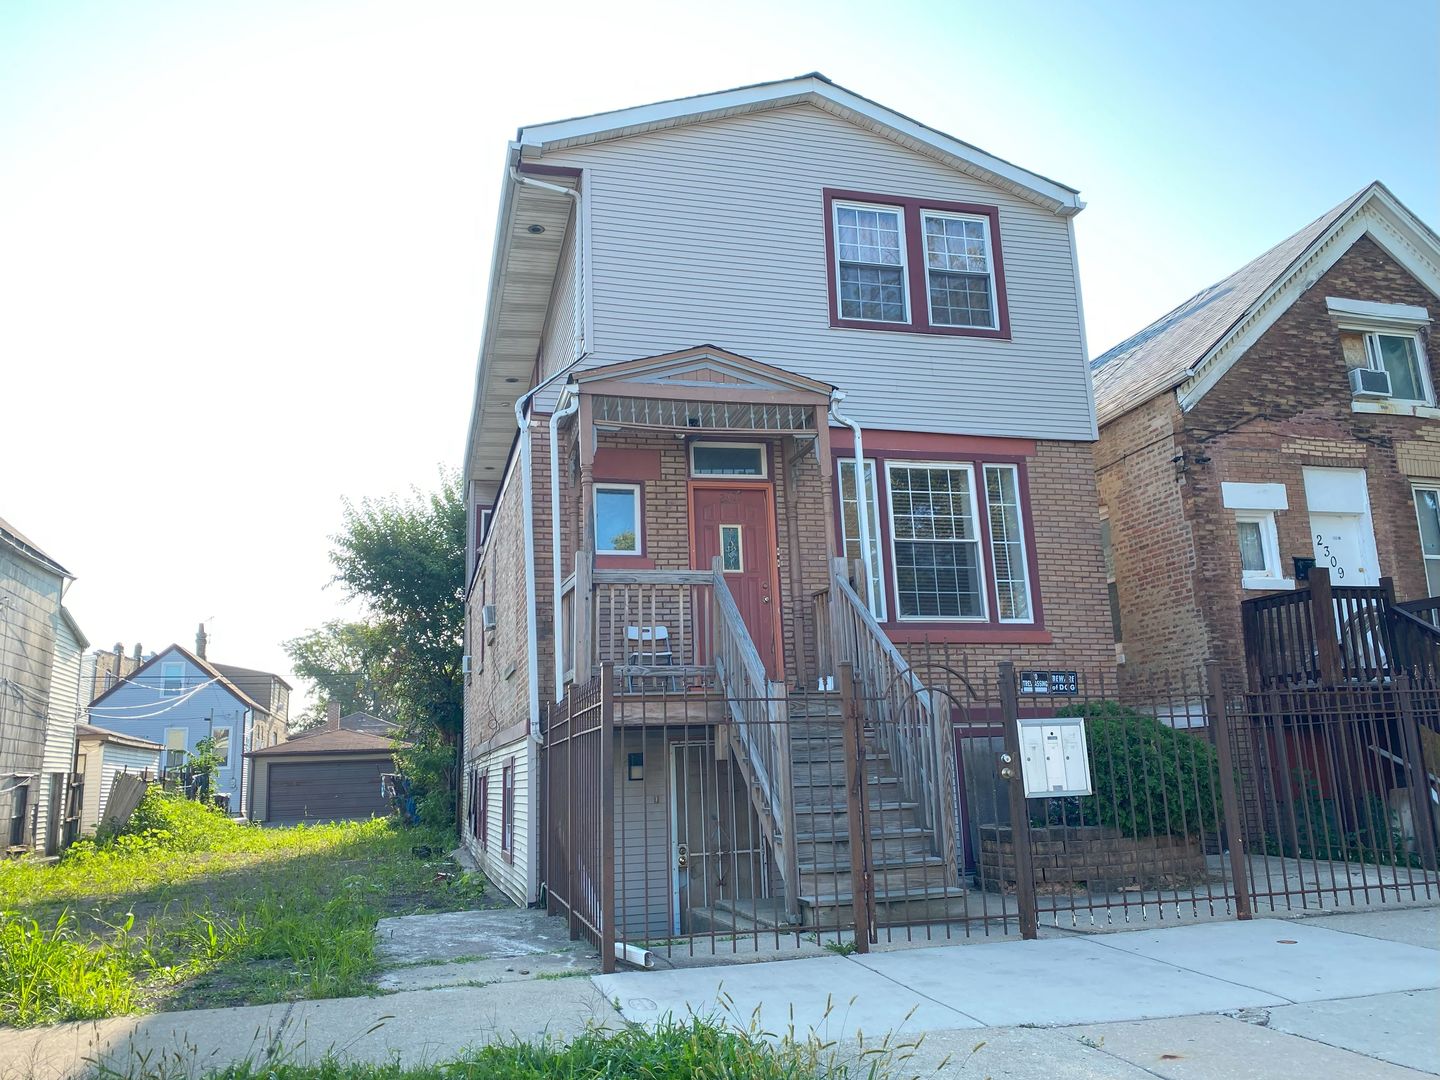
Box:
(85, 744, 161, 832)
(463, 735, 535, 905)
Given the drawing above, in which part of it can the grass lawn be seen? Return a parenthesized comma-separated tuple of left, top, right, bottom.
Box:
(0, 789, 501, 1027)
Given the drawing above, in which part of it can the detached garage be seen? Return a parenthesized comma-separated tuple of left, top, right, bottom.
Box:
(246, 728, 399, 824)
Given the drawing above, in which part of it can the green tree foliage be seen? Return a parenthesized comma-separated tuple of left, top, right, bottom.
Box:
(325, 470, 466, 826)
(283, 621, 396, 733)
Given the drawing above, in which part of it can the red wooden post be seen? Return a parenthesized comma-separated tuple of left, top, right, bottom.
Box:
(1309, 568, 1341, 685)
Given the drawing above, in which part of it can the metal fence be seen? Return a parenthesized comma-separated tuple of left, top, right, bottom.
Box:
(539, 653, 1440, 967)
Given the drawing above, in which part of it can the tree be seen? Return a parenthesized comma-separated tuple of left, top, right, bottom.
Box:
(283, 621, 396, 733)
(326, 470, 466, 825)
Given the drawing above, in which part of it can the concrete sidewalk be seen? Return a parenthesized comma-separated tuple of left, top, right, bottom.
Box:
(595, 910, 1440, 1077)
(3, 908, 1435, 1079)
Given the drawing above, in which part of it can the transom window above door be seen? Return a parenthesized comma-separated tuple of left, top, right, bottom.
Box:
(689, 442, 766, 478)
(824, 189, 1010, 338)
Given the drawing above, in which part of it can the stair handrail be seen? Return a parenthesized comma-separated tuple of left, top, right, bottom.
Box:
(710, 557, 800, 922)
(825, 557, 959, 879)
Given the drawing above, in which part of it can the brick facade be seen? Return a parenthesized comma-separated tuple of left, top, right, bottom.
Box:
(1098, 235, 1440, 687)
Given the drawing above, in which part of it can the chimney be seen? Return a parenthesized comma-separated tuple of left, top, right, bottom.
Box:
(133, 643, 142, 661)
(195, 622, 208, 659)
(327, 700, 341, 731)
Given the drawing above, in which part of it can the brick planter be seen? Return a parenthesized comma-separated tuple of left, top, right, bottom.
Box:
(978, 824, 1207, 892)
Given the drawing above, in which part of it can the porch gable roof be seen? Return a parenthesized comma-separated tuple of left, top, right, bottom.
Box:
(570, 345, 834, 407)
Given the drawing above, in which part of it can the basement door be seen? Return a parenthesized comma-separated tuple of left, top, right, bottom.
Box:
(690, 485, 782, 679)
(669, 740, 770, 934)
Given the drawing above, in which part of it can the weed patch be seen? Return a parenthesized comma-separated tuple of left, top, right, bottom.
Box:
(0, 789, 497, 1026)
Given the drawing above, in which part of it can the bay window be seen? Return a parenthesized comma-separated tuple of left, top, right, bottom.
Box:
(983, 464, 1032, 621)
(838, 459, 886, 620)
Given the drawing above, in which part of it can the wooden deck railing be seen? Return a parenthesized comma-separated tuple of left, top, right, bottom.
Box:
(710, 556, 799, 923)
(587, 568, 715, 688)
(821, 557, 959, 881)
(1241, 567, 1440, 688)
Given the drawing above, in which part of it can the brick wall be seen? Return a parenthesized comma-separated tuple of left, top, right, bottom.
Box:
(1097, 234, 1440, 685)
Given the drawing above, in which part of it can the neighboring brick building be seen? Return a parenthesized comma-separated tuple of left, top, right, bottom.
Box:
(1093, 182, 1440, 688)
(462, 75, 1114, 907)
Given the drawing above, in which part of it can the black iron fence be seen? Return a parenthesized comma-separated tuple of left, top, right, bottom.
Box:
(539, 652, 1440, 967)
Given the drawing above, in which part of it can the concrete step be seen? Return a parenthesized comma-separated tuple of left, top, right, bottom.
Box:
(687, 895, 792, 933)
(797, 883, 971, 929)
(795, 831, 935, 863)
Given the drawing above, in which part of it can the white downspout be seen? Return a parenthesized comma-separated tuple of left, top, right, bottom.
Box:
(550, 387, 580, 702)
(828, 389, 878, 619)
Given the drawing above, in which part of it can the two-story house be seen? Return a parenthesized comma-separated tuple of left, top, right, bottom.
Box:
(87, 642, 266, 814)
(461, 75, 1112, 911)
(1093, 182, 1440, 690)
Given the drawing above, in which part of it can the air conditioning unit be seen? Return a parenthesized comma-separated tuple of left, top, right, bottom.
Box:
(1350, 366, 1392, 398)
(482, 605, 497, 633)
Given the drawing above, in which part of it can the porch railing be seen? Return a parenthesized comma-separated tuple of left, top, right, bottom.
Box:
(1241, 568, 1440, 689)
(710, 556, 800, 922)
(589, 568, 715, 688)
(820, 557, 960, 881)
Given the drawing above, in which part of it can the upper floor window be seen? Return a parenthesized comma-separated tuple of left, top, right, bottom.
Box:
(161, 661, 184, 696)
(824, 189, 1010, 339)
(1365, 332, 1431, 404)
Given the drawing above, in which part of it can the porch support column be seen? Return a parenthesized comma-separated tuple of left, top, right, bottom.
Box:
(782, 436, 808, 690)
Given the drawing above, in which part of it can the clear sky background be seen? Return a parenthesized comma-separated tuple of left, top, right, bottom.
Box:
(3, 0, 1436, 711)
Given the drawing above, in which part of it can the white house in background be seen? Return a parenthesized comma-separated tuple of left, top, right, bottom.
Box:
(86, 643, 265, 814)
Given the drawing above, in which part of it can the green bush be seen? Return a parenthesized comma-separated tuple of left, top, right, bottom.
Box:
(115, 786, 243, 851)
(1032, 701, 1221, 838)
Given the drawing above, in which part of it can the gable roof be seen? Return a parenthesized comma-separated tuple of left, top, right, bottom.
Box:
(1091, 182, 1440, 427)
(0, 515, 71, 579)
(517, 73, 1083, 216)
(247, 727, 401, 756)
(87, 642, 265, 713)
(571, 344, 835, 399)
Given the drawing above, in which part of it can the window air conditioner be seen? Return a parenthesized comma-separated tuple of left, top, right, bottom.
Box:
(482, 605, 497, 633)
(1349, 366, 1391, 398)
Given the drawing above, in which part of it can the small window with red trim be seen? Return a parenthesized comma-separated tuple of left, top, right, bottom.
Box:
(478, 768, 490, 850)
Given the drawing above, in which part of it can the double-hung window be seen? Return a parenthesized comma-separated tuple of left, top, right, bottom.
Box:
(887, 464, 986, 620)
(834, 202, 909, 323)
(923, 213, 998, 329)
(1365, 332, 1431, 404)
(826, 190, 1008, 337)
(1413, 486, 1440, 596)
(161, 661, 184, 696)
(211, 727, 231, 768)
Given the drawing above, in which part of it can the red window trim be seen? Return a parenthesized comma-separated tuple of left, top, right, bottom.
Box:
(833, 450, 1045, 636)
(500, 757, 515, 864)
(822, 188, 1011, 340)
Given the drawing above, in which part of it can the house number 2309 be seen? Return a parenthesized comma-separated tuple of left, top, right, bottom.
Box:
(1314, 534, 1346, 580)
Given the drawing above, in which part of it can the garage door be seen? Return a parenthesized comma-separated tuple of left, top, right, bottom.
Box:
(267, 758, 392, 823)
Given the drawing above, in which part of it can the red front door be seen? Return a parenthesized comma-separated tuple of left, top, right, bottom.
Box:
(691, 485, 782, 680)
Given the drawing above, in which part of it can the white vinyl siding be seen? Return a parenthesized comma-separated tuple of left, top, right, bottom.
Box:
(533, 104, 1090, 439)
(463, 735, 533, 905)
(38, 614, 83, 854)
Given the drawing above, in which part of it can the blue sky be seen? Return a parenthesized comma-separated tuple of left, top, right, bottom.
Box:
(1, 0, 1435, 703)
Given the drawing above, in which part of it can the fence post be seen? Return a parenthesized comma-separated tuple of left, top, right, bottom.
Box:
(566, 683, 578, 942)
(1205, 661, 1252, 920)
(598, 662, 617, 973)
(997, 661, 1038, 940)
(1309, 567, 1341, 685)
(1393, 673, 1439, 873)
(838, 662, 873, 952)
